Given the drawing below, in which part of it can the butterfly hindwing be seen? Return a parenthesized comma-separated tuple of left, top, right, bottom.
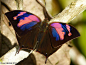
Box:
(36, 29, 61, 58)
(16, 26, 40, 49)
(48, 22, 80, 48)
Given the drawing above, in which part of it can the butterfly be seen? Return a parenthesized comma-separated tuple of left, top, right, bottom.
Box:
(5, 10, 80, 63)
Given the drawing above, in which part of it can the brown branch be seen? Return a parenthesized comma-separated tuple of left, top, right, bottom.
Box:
(49, 0, 86, 24)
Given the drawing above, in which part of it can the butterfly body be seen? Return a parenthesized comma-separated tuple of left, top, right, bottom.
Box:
(5, 10, 80, 62)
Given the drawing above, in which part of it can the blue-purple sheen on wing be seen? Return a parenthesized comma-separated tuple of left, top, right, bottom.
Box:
(19, 22, 37, 31)
(13, 12, 40, 31)
(50, 23, 72, 41)
(52, 28, 59, 41)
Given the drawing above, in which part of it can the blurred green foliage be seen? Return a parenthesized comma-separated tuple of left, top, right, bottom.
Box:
(74, 10, 86, 57)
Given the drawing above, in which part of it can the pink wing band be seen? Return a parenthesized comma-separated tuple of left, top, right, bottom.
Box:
(13, 12, 26, 20)
(51, 23, 65, 40)
(66, 25, 72, 36)
(17, 15, 40, 27)
(13, 12, 40, 27)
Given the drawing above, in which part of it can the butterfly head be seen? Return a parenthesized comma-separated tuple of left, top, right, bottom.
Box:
(40, 18, 49, 29)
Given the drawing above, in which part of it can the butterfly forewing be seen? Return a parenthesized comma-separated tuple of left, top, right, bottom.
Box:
(5, 10, 41, 36)
(48, 22, 80, 48)
(5, 10, 41, 49)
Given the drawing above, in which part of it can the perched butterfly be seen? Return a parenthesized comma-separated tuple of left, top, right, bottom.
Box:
(5, 10, 80, 63)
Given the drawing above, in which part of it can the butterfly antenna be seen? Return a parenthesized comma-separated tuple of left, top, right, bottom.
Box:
(36, 0, 52, 20)
(36, 0, 44, 7)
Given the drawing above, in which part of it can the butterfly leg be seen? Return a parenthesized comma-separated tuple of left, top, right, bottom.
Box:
(45, 53, 48, 64)
(33, 41, 39, 51)
(45, 58, 48, 64)
(26, 41, 39, 56)
(15, 45, 32, 55)
(15, 45, 21, 55)
(15, 45, 28, 55)
(68, 44, 72, 47)
(66, 41, 73, 47)
(8, 22, 11, 26)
